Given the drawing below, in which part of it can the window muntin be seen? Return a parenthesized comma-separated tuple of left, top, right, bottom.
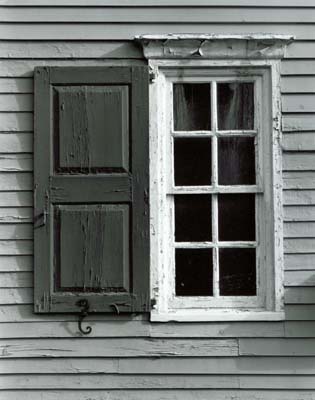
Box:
(165, 73, 266, 310)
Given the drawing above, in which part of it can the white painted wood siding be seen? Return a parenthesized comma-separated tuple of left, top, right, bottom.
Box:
(0, 1, 315, 399)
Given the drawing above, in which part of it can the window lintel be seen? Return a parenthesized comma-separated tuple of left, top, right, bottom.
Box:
(136, 34, 294, 60)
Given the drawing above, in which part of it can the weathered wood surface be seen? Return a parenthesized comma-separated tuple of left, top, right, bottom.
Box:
(283, 153, 315, 171)
(283, 115, 315, 132)
(0, 374, 315, 389)
(0, 78, 33, 93)
(0, 113, 32, 132)
(0, 60, 145, 77)
(284, 221, 315, 237)
(0, 94, 32, 112)
(1, 356, 315, 374)
(0, 321, 285, 338)
(0, 41, 313, 61)
(285, 254, 315, 270)
(283, 133, 315, 151)
(2, 0, 315, 6)
(0, 134, 32, 152)
(1, 390, 314, 400)
(284, 173, 315, 189)
(285, 305, 315, 320)
(284, 206, 315, 221)
(0, 24, 314, 41)
(284, 192, 315, 206)
(283, 76, 315, 93)
(282, 94, 315, 113)
(285, 287, 315, 304)
(0, 154, 32, 172)
(285, 270, 315, 286)
(4, 8, 315, 23)
(239, 338, 315, 356)
(0, 272, 32, 287)
(0, 208, 32, 223)
(284, 238, 315, 253)
(0, 338, 238, 357)
(0, 255, 32, 272)
(0, 288, 32, 304)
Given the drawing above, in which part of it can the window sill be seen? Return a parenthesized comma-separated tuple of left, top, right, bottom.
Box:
(150, 309, 285, 322)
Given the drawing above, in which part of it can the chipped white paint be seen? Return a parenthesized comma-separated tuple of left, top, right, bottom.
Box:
(136, 34, 294, 60)
(142, 35, 291, 322)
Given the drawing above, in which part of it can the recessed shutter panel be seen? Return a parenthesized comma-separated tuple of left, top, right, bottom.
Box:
(34, 66, 149, 313)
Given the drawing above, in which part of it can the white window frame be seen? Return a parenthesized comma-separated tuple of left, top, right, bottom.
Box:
(136, 34, 294, 322)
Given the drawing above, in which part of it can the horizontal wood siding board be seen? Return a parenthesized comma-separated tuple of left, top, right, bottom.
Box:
(2, 0, 315, 6)
(284, 191, 315, 206)
(1, 391, 315, 400)
(284, 238, 315, 253)
(0, 287, 32, 304)
(284, 205, 315, 221)
(284, 221, 315, 237)
(0, 60, 146, 78)
(283, 172, 315, 189)
(239, 338, 315, 356)
(4, 8, 315, 23)
(0, 42, 142, 59)
(282, 76, 315, 93)
(0, 321, 285, 338)
(282, 115, 315, 132)
(283, 153, 315, 171)
(0, 271, 32, 287)
(285, 321, 315, 337)
(0, 24, 313, 40)
(0, 224, 32, 239)
(0, 78, 33, 93)
(1, 374, 315, 389)
(285, 254, 315, 270)
(285, 287, 315, 304)
(0, 41, 313, 60)
(283, 133, 315, 151)
(1, 356, 315, 375)
(0, 255, 33, 272)
(0, 208, 32, 223)
(0, 338, 238, 358)
(0, 94, 33, 112)
(283, 94, 315, 113)
(285, 305, 315, 320)
(285, 270, 315, 286)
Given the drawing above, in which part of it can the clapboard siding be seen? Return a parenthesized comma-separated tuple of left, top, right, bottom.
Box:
(1, 2, 315, 399)
(2, 24, 315, 41)
(5, 8, 315, 23)
(1, 391, 315, 400)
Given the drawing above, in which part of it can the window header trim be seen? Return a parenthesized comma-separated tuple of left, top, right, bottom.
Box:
(136, 34, 294, 60)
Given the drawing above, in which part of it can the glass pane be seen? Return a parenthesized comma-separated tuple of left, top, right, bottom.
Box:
(218, 194, 255, 241)
(176, 249, 213, 296)
(175, 194, 212, 242)
(219, 248, 256, 296)
(218, 137, 255, 185)
(174, 138, 212, 186)
(217, 82, 254, 130)
(173, 83, 211, 131)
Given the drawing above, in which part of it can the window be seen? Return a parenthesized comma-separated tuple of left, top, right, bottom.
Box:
(137, 34, 294, 321)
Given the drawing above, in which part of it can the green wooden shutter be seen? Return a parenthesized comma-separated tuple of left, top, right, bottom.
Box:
(34, 66, 149, 313)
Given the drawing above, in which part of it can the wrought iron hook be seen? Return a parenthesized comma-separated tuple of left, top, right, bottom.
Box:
(76, 299, 92, 335)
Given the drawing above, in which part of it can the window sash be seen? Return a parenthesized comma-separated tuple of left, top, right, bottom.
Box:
(164, 74, 264, 308)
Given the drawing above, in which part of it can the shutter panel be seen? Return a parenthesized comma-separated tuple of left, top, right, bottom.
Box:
(34, 66, 149, 313)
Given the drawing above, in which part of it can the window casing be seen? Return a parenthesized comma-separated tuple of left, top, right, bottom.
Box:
(137, 35, 293, 321)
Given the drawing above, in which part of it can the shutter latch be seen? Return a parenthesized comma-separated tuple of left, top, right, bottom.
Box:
(76, 299, 92, 335)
